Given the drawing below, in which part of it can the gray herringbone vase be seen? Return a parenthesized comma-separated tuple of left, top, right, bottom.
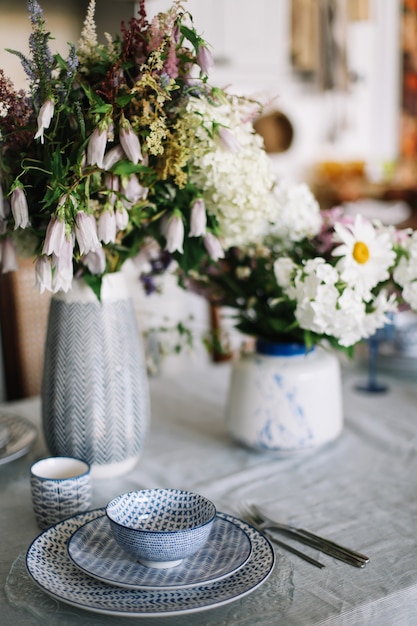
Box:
(41, 273, 150, 478)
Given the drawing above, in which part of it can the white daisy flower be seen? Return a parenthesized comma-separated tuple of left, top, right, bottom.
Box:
(332, 215, 396, 300)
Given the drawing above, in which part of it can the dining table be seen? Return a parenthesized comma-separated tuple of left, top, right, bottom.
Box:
(1, 348, 417, 626)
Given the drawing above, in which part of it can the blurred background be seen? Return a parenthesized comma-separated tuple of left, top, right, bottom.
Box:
(1, 0, 416, 400)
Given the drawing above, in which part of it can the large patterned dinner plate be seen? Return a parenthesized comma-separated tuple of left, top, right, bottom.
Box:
(68, 513, 252, 589)
(26, 508, 275, 618)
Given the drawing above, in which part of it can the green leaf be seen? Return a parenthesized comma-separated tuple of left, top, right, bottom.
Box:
(116, 94, 135, 108)
(179, 25, 200, 50)
(83, 274, 103, 301)
(111, 161, 148, 176)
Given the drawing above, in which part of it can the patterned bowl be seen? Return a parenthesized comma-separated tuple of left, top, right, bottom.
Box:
(105, 489, 216, 568)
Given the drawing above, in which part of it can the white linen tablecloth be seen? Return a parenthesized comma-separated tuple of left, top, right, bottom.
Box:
(1, 355, 417, 625)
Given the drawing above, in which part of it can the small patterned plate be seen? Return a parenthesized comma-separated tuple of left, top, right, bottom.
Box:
(26, 509, 275, 618)
(0, 413, 37, 465)
(68, 513, 252, 589)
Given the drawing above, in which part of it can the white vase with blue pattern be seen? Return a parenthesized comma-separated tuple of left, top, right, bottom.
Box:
(225, 340, 343, 454)
(41, 272, 150, 478)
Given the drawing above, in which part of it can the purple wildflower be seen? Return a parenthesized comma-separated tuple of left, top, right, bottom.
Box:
(204, 232, 224, 260)
(65, 44, 78, 78)
(27, 0, 43, 25)
(197, 44, 214, 75)
(98, 209, 117, 244)
(189, 198, 207, 237)
(35, 255, 52, 293)
(87, 126, 108, 168)
(11, 187, 30, 229)
(81, 249, 106, 275)
(75, 212, 101, 255)
(164, 214, 184, 254)
(119, 119, 142, 165)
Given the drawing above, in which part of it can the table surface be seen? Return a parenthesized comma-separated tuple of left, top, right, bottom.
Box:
(1, 353, 417, 626)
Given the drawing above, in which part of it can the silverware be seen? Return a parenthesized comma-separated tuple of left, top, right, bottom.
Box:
(241, 503, 369, 568)
(245, 519, 325, 568)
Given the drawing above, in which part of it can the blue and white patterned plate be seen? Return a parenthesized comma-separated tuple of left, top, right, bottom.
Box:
(0, 413, 37, 465)
(26, 509, 275, 618)
(68, 513, 252, 589)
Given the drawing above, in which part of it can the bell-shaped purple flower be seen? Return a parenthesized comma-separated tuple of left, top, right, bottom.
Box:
(115, 207, 129, 232)
(42, 217, 66, 256)
(204, 232, 224, 261)
(122, 174, 148, 207)
(164, 214, 184, 254)
(103, 144, 125, 170)
(98, 209, 117, 244)
(52, 236, 74, 293)
(189, 198, 207, 237)
(75, 212, 101, 255)
(218, 127, 240, 153)
(11, 187, 30, 229)
(0, 237, 19, 273)
(120, 119, 142, 165)
(81, 248, 106, 275)
(87, 126, 108, 168)
(35, 255, 53, 293)
(34, 98, 55, 144)
(197, 44, 214, 75)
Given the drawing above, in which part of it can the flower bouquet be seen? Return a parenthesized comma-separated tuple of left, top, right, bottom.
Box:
(0, 0, 275, 299)
(187, 180, 417, 356)
(184, 180, 417, 451)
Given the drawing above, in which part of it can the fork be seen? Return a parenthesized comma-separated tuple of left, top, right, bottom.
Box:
(241, 503, 369, 568)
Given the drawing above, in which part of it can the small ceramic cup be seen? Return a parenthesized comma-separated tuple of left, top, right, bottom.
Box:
(30, 457, 92, 529)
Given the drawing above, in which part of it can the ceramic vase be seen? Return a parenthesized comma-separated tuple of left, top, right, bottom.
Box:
(225, 340, 343, 454)
(41, 272, 150, 478)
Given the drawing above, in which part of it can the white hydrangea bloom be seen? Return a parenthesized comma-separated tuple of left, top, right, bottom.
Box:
(269, 181, 323, 244)
(185, 96, 276, 249)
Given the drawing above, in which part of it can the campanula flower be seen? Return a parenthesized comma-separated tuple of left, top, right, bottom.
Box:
(122, 174, 148, 207)
(81, 248, 106, 275)
(87, 126, 108, 168)
(189, 198, 206, 237)
(115, 207, 129, 231)
(218, 127, 240, 153)
(120, 119, 142, 164)
(34, 98, 54, 144)
(11, 187, 30, 229)
(197, 44, 214, 75)
(35, 255, 53, 293)
(98, 209, 117, 244)
(103, 144, 125, 170)
(52, 236, 74, 293)
(42, 217, 66, 256)
(204, 232, 224, 260)
(164, 214, 184, 253)
(75, 212, 101, 255)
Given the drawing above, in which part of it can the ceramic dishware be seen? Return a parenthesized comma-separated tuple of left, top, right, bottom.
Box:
(106, 489, 216, 568)
(67, 513, 252, 589)
(26, 509, 275, 618)
(0, 412, 37, 465)
(30, 457, 92, 529)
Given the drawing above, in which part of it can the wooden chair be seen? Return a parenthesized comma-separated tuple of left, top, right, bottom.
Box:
(0, 257, 51, 400)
